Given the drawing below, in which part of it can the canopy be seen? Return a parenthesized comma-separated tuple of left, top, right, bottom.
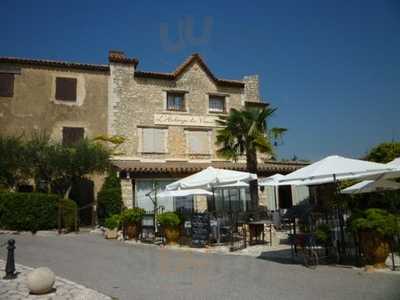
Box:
(215, 181, 249, 188)
(258, 174, 286, 186)
(341, 157, 400, 194)
(278, 155, 396, 186)
(157, 189, 213, 198)
(387, 157, 400, 168)
(341, 179, 400, 194)
(166, 166, 257, 190)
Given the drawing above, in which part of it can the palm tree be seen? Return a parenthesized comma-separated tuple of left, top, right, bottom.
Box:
(215, 106, 286, 210)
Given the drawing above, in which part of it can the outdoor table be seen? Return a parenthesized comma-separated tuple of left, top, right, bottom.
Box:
(247, 220, 273, 246)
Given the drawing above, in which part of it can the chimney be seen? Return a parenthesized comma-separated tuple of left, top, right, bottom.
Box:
(108, 50, 138, 68)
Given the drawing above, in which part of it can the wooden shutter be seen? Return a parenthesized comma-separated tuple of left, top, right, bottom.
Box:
(0, 73, 14, 97)
(189, 131, 209, 154)
(62, 127, 84, 146)
(56, 77, 77, 101)
(142, 128, 165, 153)
(142, 128, 154, 153)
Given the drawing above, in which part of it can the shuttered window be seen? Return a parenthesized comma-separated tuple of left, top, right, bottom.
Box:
(0, 73, 14, 97)
(167, 92, 185, 111)
(56, 77, 77, 101)
(62, 127, 84, 146)
(188, 130, 209, 154)
(142, 128, 166, 153)
(209, 95, 225, 113)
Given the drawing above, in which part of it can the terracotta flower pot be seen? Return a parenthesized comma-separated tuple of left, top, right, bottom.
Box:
(126, 223, 140, 240)
(360, 231, 390, 268)
(164, 226, 180, 244)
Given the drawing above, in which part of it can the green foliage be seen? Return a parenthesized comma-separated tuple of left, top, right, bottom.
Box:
(120, 208, 145, 225)
(59, 198, 78, 232)
(349, 208, 400, 237)
(0, 133, 111, 197)
(94, 135, 126, 155)
(365, 142, 400, 163)
(0, 192, 76, 232)
(156, 212, 182, 228)
(0, 135, 31, 188)
(105, 214, 121, 230)
(216, 107, 276, 161)
(314, 224, 331, 244)
(97, 173, 122, 223)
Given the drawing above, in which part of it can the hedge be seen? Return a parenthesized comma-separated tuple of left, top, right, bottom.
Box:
(0, 192, 77, 232)
(97, 173, 122, 224)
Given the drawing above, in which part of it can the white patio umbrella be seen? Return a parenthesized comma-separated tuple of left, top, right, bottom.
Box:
(157, 189, 213, 198)
(341, 179, 400, 194)
(341, 157, 400, 194)
(259, 174, 286, 210)
(278, 155, 397, 186)
(215, 181, 249, 188)
(166, 166, 257, 191)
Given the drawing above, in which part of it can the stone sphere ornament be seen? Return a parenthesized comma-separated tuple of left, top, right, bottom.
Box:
(26, 267, 56, 294)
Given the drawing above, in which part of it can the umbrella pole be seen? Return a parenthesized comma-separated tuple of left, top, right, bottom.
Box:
(334, 174, 346, 262)
(274, 186, 278, 211)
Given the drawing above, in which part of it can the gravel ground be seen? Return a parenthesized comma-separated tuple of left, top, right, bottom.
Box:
(0, 233, 399, 300)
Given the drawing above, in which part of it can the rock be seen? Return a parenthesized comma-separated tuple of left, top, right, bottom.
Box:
(26, 267, 55, 295)
(385, 252, 400, 270)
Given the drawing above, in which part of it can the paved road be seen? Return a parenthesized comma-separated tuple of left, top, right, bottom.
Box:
(0, 233, 399, 300)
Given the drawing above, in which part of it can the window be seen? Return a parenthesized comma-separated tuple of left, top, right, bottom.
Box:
(56, 77, 77, 102)
(0, 73, 14, 97)
(62, 127, 84, 146)
(167, 92, 185, 111)
(142, 128, 166, 153)
(209, 95, 225, 113)
(187, 130, 210, 154)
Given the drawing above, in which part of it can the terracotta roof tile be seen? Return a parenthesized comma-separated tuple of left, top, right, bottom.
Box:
(0, 56, 109, 72)
(135, 53, 245, 88)
(111, 160, 307, 176)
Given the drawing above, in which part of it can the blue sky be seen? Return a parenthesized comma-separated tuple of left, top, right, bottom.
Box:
(1, 0, 399, 161)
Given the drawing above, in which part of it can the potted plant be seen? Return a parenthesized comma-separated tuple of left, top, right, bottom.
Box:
(104, 214, 120, 239)
(157, 212, 182, 245)
(120, 208, 145, 240)
(350, 208, 400, 268)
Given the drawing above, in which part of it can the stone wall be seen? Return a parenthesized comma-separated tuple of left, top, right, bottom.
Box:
(0, 65, 108, 141)
(109, 59, 261, 161)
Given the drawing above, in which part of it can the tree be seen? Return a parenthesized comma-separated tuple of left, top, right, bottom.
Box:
(49, 139, 111, 198)
(215, 106, 286, 209)
(364, 142, 400, 163)
(0, 135, 31, 190)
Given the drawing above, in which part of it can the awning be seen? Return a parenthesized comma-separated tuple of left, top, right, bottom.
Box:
(112, 159, 306, 175)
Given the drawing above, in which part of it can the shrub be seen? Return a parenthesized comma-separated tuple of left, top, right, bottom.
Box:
(120, 208, 145, 225)
(350, 208, 400, 238)
(105, 214, 121, 230)
(314, 224, 331, 244)
(157, 212, 182, 228)
(0, 192, 77, 232)
(97, 173, 122, 224)
(59, 198, 78, 232)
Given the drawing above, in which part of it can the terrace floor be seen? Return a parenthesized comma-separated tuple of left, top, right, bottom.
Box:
(0, 232, 399, 300)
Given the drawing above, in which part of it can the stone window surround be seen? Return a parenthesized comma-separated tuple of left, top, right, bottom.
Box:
(184, 128, 212, 155)
(205, 92, 230, 115)
(50, 121, 88, 144)
(137, 125, 169, 154)
(164, 90, 189, 113)
(51, 72, 86, 106)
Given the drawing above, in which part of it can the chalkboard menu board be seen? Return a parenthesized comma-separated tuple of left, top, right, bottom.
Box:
(191, 213, 210, 248)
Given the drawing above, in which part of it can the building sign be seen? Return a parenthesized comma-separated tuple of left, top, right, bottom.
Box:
(154, 113, 219, 127)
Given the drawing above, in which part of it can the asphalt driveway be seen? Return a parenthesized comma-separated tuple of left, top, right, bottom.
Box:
(0, 233, 399, 300)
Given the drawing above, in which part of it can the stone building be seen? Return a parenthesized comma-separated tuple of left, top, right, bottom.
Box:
(107, 51, 305, 212)
(0, 51, 306, 219)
